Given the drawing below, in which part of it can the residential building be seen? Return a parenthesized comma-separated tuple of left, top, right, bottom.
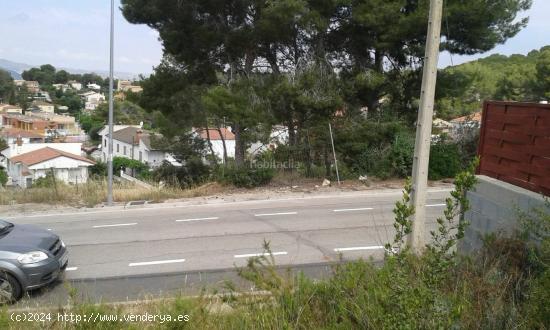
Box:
(31, 100, 55, 113)
(0, 128, 44, 146)
(248, 125, 289, 157)
(26, 112, 79, 136)
(196, 128, 236, 162)
(0, 104, 23, 114)
(0, 142, 83, 174)
(14, 80, 40, 93)
(80, 91, 105, 111)
(1, 114, 51, 133)
(99, 125, 176, 168)
(117, 80, 143, 93)
(2, 146, 94, 188)
(68, 80, 82, 91)
(87, 83, 101, 90)
(450, 112, 482, 139)
(0, 113, 79, 137)
(52, 84, 70, 92)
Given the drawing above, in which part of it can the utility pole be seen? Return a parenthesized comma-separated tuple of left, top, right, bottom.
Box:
(408, 0, 443, 253)
(107, 0, 115, 206)
(328, 122, 341, 185)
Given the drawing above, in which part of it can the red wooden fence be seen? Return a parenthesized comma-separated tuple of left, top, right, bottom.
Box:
(477, 101, 550, 196)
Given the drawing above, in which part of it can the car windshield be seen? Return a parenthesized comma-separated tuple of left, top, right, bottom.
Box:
(0, 220, 14, 235)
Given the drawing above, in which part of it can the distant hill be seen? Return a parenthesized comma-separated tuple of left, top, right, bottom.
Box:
(435, 45, 550, 120)
(0, 58, 140, 80)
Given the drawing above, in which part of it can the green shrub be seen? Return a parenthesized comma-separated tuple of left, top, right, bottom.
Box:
(32, 172, 61, 188)
(112, 156, 149, 173)
(0, 167, 7, 187)
(152, 159, 210, 188)
(221, 165, 275, 188)
(428, 142, 462, 180)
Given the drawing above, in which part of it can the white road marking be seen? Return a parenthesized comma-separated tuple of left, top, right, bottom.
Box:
(8, 188, 452, 219)
(234, 252, 288, 258)
(65, 267, 78, 271)
(92, 223, 137, 228)
(333, 207, 374, 212)
(427, 203, 446, 207)
(334, 246, 384, 252)
(175, 217, 219, 222)
(47, 228, 52, 231)
(254, 212, 297, 217)
(128, 259, 186, 267)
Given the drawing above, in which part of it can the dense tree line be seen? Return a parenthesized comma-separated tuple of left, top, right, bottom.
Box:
(436, 45, 550, 119)
(119, 0, 531, 182)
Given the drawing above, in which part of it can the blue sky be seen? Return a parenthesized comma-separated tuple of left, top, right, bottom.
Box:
(0, 0, 548, 75)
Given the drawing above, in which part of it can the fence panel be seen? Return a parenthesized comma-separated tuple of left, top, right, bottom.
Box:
(477, 101, 550, 196)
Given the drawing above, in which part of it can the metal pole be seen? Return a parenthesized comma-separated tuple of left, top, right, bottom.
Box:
(328, 122, 341, 185)
(107, 0, 115, 206)
(408, 0, 443, 254)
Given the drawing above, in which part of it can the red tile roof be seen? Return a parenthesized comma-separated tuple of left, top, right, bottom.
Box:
(451, 112, 482, 123)
(9, 147, 95, 166)
(197, 128, 235, 140)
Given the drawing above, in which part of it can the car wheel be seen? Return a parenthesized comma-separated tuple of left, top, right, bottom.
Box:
(0, 273, 22, 304)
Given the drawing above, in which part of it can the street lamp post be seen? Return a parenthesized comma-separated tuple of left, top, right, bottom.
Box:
(107, 0, 115, 205)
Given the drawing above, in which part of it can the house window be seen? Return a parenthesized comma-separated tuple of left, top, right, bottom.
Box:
(139, 151, 142, 162)
(116, 144, 119, 153)
(123, 146, 127, 155)
(104, 139, 107, 147)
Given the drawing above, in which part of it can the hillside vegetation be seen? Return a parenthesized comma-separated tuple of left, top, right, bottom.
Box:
(436, 45, 550, 119)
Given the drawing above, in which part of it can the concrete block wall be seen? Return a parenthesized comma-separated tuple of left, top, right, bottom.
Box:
(460, 175, 549, 253)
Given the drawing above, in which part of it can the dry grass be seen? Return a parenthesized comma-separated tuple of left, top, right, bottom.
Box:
(0, 180, 225, 207)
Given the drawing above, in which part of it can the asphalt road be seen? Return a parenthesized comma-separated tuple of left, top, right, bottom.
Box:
(5, 188, 451, 307)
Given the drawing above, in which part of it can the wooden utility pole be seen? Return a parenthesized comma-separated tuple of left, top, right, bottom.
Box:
(408, 0, 443, 254)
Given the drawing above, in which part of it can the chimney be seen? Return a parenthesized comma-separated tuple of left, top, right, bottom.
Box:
(135, 129, 143, 145)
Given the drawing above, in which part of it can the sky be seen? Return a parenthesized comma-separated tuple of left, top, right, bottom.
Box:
(0, 0, 548, 75)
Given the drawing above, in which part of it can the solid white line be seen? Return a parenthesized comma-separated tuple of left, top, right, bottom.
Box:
(254, 212, 297, 217)
(427, 203, 446, 207)
(175, 217, 219, 222)
(128, 259, 186, 267)
(234, 252, 288, 258)
(92, 223, 137, 228)
(65, 267, 78, 271)
(334, 246, 384, 252)
(333, 207, 374, 212)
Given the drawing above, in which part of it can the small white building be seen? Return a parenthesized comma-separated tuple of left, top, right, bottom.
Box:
(196, 128, 236, 162)
(80, 91, 105, 111)
(99, 125, 176, 168)
(248, 125, 289, 156)
(87, 83, 101, 90)
(4, 147, 95, 188)
(68, 81, 82, 91)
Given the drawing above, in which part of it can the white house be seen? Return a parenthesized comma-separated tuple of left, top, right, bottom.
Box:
(87, 83, 101, 90)
(4, 147, 95, 188)
(196, 128, 236, 163)
(80, 91, 105, 111)
(99, 126, 176, 168)
(68, 80, 82, 91)
(248, 125, 289, 156)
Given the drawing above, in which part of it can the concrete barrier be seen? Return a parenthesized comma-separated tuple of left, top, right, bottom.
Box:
(460, 175, 549, 253)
